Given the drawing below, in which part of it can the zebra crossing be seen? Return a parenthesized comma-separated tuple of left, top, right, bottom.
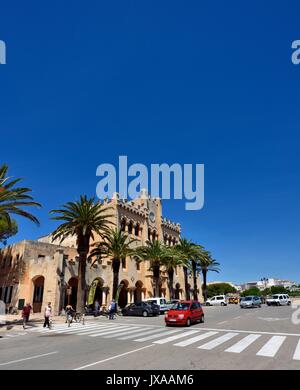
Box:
(27, 321, 300, 362)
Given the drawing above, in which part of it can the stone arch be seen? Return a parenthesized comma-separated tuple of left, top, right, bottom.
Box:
(134, 223, 140, 237)
(134, 280, 143, 302)
(128, 220, 133, 235)
(152, 230, 157, 242)
(90, 277, 104, 307)
(65, 277, 78, 309)
(118, 279, 129, 309)
(120, 217, 127, 232)
(32, 275, 45, 313)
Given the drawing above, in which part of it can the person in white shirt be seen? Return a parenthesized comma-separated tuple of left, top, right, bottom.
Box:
(43, 302, 52, 328)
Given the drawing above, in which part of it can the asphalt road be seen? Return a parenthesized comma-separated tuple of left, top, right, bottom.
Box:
(1, 304, 300, 370)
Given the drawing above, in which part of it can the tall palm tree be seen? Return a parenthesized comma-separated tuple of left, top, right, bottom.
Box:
(199, 251, 220, 302)
(89, 228, 137, 301)
(0, 164, 41, 235)
(175, 238, 200, 300)
(160, 247, 189, 299)
(135, 240, 170, 297)
(50, 195, 112, 313)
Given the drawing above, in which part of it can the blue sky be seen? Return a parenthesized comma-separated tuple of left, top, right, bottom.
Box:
(1, 1, 300, 285)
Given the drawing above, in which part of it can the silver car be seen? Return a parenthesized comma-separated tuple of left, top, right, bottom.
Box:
(240, 295, 261, 308)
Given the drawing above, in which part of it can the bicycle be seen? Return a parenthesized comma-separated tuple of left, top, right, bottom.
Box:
(74, 312, 85, 325)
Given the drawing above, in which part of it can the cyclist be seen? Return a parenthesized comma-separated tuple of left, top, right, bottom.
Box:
(21, 303, 32, 329)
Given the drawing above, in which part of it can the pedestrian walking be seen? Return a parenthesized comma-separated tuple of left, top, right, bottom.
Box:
(108, 299, 116, 320)
(21, 303, 32, 329)
(43, 302, 52, 328)
(94, 299, 100, 317)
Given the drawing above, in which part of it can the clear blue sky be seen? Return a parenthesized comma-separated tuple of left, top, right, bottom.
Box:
(1, 1, 300, 285)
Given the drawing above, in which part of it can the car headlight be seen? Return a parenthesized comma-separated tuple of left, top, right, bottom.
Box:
(178, 314, 185, 320)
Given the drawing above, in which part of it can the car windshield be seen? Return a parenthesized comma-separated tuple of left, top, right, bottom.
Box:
(272, 295, 279, 299)
(244, 297, 253, 301)
(171, 303, 190, 311)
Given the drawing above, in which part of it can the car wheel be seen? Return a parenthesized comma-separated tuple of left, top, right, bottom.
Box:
(288, 302, 291, 306)
(200, 315, 204, 323)
(142, 311, 148, 317)
(221, 302, 225, 306)
(186, 318, 191, 327)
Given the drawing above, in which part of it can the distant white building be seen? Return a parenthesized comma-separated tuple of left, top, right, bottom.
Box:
(241, 278, 296, 291)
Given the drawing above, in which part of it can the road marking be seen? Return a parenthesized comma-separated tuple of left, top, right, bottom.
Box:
(74, 345, 155, 370)
(197, 327, 300, 337)
(256, 336, 286, 357)
(0, 351, 58, 366)
(57, 324, 115, 334)
(135, 329, 183, 342)
(225, 334, 261, 353)
(49, 324, 107, 333)
(293, 339, 300, 360)
(233, 316, 241, 320)
(174, 331, 219, 347)
(89, 326, 134, 337)
(153, 330, 200, 344)
(118, 328, 165, 340)
(52, 324, 120, 334)
(198, 332, 239, 350)
(217, 321, 228, 325)
(103, 327, 145, 338)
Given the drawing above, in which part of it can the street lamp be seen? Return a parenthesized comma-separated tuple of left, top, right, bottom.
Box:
(261, 277, 268, 289)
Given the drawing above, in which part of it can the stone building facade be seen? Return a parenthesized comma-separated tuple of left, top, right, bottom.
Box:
(0, 191, 202, 314)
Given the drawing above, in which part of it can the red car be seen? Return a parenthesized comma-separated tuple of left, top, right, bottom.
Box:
(165, 300, 204, 326)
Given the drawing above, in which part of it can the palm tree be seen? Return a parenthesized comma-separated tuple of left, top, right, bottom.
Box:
(89, 228, 137, 301)
(175, 238, 200, 300)
(50, 195, 112, 313)
(135, 240, 170, 297)
(161, 247, 189, 299)
(199, 250, 220, 302)
(0, 164, 41, 235)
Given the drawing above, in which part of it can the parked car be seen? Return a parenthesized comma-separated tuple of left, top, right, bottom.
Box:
(165, 299, 180, 310)
(240, 296, 261, 308)
(228, 297, 239, 304)
(165, 300, 204, 326)
(121, 301, 159, 317)
(206, 295, 227, 306)
(143, 297, 169, 313)
(266, 294, 291, 306)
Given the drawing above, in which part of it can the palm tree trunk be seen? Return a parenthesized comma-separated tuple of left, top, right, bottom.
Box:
(168, 269, 174, 299)
(192, 260, 198, 300)
(202, 269, 208, 302)
(153, 264, 160, 297)
(76, 252, 87, 313)
(112, 258, 121, 300)
(183, 266, 190, 300)
(76, 235, 89, 313)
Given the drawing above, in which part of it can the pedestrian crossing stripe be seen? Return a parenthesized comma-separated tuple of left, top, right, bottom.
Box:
(13, 322, 300, 362)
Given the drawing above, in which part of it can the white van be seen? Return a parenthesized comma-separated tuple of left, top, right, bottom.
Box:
(266, 294, 291, 306)
(206, 295, 227, 306)
(143, 297, 169, 313)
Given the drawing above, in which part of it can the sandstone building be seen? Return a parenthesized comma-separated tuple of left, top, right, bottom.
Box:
(0, 191, 202, 314)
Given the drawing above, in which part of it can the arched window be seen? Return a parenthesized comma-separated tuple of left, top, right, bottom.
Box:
(152, 231, 156, 242)
(134, 223, 139, 237)
(148, 229, 151, 241)
(121, 218, 126, 232)
(128, 221, 133, 235)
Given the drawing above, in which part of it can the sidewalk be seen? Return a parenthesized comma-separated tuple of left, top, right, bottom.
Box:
(0, 313, 68, 333)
